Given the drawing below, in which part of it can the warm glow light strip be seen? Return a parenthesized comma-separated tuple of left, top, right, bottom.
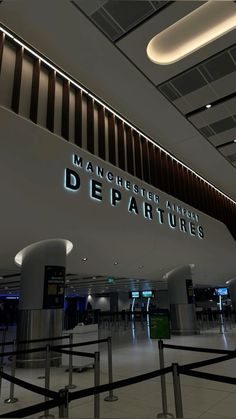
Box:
(147, 0, 236, 65)
(0, 24, 235, 205)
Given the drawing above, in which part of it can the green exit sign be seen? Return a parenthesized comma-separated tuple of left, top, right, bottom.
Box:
(107, 277, 115, 284)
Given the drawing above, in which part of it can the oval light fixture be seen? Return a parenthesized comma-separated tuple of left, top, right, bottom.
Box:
(147, 0, 236, 65)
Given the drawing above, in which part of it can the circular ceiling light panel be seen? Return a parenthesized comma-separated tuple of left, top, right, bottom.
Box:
(147, 0, 236, 65)
(15, 239, 73, 266)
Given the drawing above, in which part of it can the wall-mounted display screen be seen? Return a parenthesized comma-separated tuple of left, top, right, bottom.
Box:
(129, 291, 140, 299)
(215, 288, 228, 296)
(142, 290, 154, 298)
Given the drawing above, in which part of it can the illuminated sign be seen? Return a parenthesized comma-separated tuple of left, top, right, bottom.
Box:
(130, 291, 140, 298)
(64, 154, 205, 239)
(215, 288, 228, 296)
(142, 290, 154, 298)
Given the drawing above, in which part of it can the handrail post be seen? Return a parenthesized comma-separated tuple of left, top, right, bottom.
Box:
(4, 340, 18, 404)
(66, 334, 76, 389)
(172, 363, 183, 418)
(104, 337, 118, 402)
(58, 388, 69, 418)
(94, 351, 100, 419)
(157, 340, 173, 418)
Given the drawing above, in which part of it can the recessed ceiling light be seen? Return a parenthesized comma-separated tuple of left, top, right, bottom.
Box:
(82, 257, 88, 262)
(206, 104, 212, 109)
(233, 140, 236, 143)
(146, 1, 236, 65)
(138, 265, 144, 269)
(114, 262, 118, 265)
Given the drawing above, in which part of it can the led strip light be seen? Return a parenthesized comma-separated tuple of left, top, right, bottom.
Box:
(0, 24, 235, 206)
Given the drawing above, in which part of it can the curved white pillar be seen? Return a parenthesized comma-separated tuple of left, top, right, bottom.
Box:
(167, 265, 198, 335)
(15, 239, 72, 367)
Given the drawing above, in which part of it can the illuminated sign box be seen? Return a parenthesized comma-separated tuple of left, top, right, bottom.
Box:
(129, 291, 140, 298)
(215, 288, 228, 296)
(142, 290, 154, 298)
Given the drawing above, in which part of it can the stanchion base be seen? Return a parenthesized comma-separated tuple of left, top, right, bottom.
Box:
(65, 384, 77, 389)
(4, 397, 18, 404)
(104, 395, 118, 402)
(39, 414, 55, 418)
(157, 413, 174, 418)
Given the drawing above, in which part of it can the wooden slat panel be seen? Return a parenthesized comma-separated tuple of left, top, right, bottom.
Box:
(108, 112, 116, 165)
(87, 96, 94, 153)
(155, 147, 164, 191)
(61, 79, 70, 140)
(98, 103, 105, 160)
(125, 125, 134, 175)
(46, 69, 56, 132)
(116, 117, 125, 170)
(133, 130, 142, 180)
(0, 32, 5, 75)
(11, 45, 23, 113)
(30, 58, 40, 123)
(148, 142, 156, 187)
(74, 89, 82, 147)
(141, 136, 150, 183)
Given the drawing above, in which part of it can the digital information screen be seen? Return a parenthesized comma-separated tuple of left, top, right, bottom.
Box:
(142, 290, 154, 298)
(129, 291, 140, 298)
(215, 287, 228, 296)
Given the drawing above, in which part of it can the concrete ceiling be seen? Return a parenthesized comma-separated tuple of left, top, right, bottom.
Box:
(0, 0, 236, 200)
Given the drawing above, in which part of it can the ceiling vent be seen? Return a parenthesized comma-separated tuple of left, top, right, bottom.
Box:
(227, 153, 236, 163)
(210, 115, 236, 135)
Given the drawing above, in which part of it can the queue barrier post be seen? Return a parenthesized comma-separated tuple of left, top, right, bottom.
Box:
(40, 344, 54, 418)
(0, 365, 3, 399)
(65, 334, 76, 390)
(0, 327, 6, 366)
(157, 340, 173, 418)
(104, 337, 118, 402)
(94, 351, 100, 419)
(58, 388, 69, 418)
(172, 363, 183, 418)
(4, 340, 18, 404)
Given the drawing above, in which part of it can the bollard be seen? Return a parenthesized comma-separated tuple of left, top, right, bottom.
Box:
(94, 351, 100, 419)
(39, 344, 54, 418)
(65, 334, 76, 389)
(104, 337, 118, 402)
(157, 340, 173, 418)
(172, 363, 183, 418)
(58, 388, 69, 418)
(4, 340, 18, 404)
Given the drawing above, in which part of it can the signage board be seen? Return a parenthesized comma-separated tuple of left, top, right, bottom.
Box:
(215, 287, 228, 296)
(142, 290, 154, 298)
(43, 266, 65, 309)
(129, 291, 140, 299)
(149, 311, 170, 339)
(186, 279, 194, 304)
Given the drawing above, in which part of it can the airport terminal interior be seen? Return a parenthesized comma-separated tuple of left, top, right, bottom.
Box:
(0, 0, 236, 418)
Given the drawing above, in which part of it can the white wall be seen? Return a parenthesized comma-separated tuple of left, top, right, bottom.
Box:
(118, 292, 130, 311)
(87, 295, 110, 311)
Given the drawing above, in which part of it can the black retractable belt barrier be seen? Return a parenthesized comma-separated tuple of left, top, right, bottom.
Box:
(163, 343, 235, 355)
(69, 365, 172, 402)
(0, 399, 59, 418)
(180, 352, 236, 371)
(180, 369, 236, 386)
(0, 369, 57, 399)
(53, 348, 95, 358)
